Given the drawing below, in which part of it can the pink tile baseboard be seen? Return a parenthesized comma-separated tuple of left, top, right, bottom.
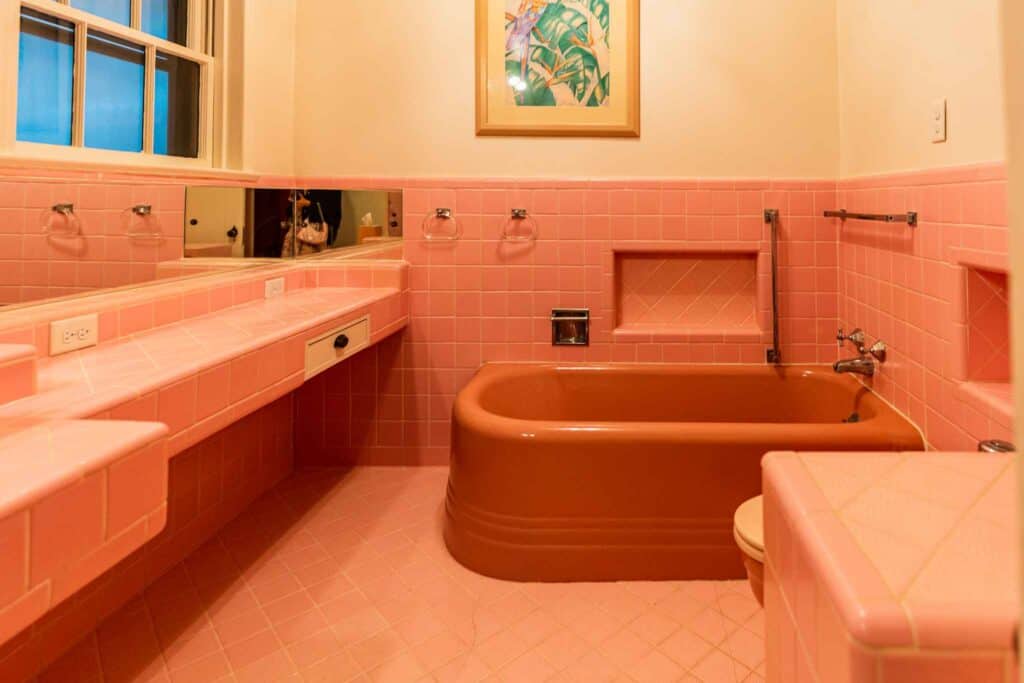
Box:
(763, 450, 1017, 682)
(0, 344, 35, 404)
(0, 420, 168, 647)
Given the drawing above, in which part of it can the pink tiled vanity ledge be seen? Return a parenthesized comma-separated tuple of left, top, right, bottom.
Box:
(763, 451, 1017, 682)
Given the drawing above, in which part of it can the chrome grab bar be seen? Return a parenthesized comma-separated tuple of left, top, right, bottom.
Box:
(824, 209, 918, 227)
(765, 209, 781, 364)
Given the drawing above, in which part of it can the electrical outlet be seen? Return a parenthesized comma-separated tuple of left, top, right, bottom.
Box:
(264, 277, 285, 299)
(50, 313, 98, 356)
(931, 98, 947, 143)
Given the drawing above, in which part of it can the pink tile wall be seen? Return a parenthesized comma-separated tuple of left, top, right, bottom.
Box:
(294, 177, 840, 466)
(837, 163, 1011, 449)
(0, 396, 294, 681)
(0, 178, 186, 305)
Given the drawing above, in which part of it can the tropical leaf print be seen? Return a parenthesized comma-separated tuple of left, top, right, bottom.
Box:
(504, 0, 611, 107)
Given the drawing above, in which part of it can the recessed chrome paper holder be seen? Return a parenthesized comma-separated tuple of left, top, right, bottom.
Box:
(551, 308, 589, 346)
(131, 204, 153, 216)
(502, 208, 538, 242)
(421, 208, 462, 241)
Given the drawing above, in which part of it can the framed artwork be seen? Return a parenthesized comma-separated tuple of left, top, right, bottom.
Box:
(475, 0, 640, 137)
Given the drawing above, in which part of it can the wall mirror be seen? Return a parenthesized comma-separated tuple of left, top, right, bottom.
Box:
(184, 187, 403, 259)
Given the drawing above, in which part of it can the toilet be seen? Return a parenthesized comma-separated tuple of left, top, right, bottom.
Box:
(733, 495, 765, 605)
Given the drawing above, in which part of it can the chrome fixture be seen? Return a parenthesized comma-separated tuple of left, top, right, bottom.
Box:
(131, 204, 153, 216)
(43, 203, 81, 236)
(502, 208, 538, 242)
(764, 209, 781, 364)
(551, 308, 589, 346)
(978, 439, 1015, 453)
(834, 327, 887, 376)
(824, 209, 918, 228)
(422, 208, 461, 241)
(833, 357, 876, 377)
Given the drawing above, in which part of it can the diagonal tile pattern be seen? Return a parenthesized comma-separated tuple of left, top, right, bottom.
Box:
(37, 467, 764, 683)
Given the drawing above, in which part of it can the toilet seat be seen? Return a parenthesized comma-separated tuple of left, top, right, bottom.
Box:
(733, 495, 764, 563)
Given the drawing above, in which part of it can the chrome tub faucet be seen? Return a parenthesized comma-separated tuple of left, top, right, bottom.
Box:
(834, 327, 887, 377)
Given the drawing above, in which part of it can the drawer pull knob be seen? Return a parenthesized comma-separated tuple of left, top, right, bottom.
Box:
(333, 334, 350, 349)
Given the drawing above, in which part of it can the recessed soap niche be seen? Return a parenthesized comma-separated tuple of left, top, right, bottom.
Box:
(615, 251, 761, 333)
(965, 267, 1010, 382)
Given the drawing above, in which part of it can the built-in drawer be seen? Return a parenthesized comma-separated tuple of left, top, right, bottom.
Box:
(304, 316, 370, 379)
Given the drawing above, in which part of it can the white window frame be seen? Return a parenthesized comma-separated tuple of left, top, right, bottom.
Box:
(0, 0, 220, 172)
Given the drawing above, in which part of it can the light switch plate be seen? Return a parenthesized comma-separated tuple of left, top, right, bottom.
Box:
(50, 313, 98, 356)
(264, 277, 285, 299)
(931, 98, 947, 143)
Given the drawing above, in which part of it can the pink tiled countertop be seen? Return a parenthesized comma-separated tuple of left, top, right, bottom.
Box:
(0, 285, 406, 455)
(763, 451, 1016, 660)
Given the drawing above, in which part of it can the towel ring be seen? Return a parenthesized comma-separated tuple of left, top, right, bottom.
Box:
(501, 208, 538, 242)
(124, 205, 164, 240)
(42, 203, 81, 237)
(422, 208, 461, 241)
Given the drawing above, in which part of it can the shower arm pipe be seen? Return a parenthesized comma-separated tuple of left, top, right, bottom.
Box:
(764, 209, 781, 364)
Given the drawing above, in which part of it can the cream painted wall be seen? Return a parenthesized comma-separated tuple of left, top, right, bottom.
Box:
(837, 0, 1006, 177)
(291, 0, 840, 179)
(242, 0, 297, 176)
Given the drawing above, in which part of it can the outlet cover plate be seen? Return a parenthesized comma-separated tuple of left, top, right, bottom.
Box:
(50, 313, 98, 356)
(264, 277, 285, 299)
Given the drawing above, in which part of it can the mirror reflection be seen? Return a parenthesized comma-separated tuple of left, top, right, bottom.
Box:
(184, 187, 403, 259)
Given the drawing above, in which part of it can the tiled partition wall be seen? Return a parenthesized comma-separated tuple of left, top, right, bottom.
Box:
(295, 178, 842, 466)
(0, 173, 186, 305)
(0, 396, 294, 681)
(837, 163, 1011, 450)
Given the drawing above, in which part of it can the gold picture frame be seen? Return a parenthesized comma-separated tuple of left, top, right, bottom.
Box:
(475, 0, 640, 137)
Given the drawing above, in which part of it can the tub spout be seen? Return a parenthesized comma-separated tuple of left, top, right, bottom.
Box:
(833, 357, 875, 377)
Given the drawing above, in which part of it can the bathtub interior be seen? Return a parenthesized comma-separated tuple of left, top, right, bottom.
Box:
(475, 365, 879, 424)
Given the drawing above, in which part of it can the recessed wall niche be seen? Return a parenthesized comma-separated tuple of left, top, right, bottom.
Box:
(615, 252, 760, 334)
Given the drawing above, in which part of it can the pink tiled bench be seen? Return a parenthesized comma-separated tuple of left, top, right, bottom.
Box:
(0, 420, 168, 644)
(763, 451, 1017, 682)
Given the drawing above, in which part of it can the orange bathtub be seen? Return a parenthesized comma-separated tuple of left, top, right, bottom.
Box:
(444, 363, 923, 582)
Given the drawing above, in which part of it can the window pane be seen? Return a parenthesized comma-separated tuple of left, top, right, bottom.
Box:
(17, 9, 74, 146)
(143, 0, 188, 45)
(84, 31, 144, 152)
(71, 0, 131, 25)
(155, 52, 200, 157)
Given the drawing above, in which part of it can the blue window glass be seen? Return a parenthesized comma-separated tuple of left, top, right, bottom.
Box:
(84, 31, 144, 152)
(71, 0, 130, 25)
(155, 52, 199, 157)
(143, 0, 187, 45)
(17, 9, 74, 146)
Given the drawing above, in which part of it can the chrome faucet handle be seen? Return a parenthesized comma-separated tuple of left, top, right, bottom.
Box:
(836, 327, 866, 349)
(867, 340, 887, 362)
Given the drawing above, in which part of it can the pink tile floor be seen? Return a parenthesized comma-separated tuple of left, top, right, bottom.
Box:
(36, 467, 764, 683)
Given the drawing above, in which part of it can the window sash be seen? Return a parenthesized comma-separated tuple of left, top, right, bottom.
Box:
(11, 0, 213, 164)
